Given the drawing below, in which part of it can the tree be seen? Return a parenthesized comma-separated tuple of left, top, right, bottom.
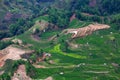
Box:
(9, 24, 18, 35)
(48, 8, 70, 28)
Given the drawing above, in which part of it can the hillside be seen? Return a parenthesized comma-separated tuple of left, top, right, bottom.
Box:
(0, 0, 120, 39)
(0, 0, 120, 80)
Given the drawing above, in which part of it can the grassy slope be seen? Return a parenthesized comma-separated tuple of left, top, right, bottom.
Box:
(15, 16, 120, 80)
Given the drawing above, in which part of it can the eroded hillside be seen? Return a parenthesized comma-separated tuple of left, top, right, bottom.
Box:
(66, 23, 110, 38)
(0, 0, 120, 80)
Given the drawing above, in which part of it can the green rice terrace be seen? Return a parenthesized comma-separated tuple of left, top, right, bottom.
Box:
(0, 0, 120, 80)
(0, 15, 119, 80)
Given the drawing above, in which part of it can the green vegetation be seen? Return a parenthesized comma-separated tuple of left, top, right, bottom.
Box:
(0, 60, 25, 80)
(48, 8, 71, 28)
(69, 19, 92, 28)
(0, 0, 120, 39)
(8, 16, 119, 80)
(0, 0, 120, 80)
(50, 44, 86, 59)
(0, 41, 12, 50)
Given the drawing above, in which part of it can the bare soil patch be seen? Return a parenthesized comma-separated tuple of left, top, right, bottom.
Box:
(65, 23, 110, 38)
(45, 76, 53, 80)
(12, 65, 31, 80)
(31, 34, 40, 41)
(33, 64, 46, 68)
(1, 38, 11, 41)
(70, 13, 76, 22)
(0, 45, 33, 67)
